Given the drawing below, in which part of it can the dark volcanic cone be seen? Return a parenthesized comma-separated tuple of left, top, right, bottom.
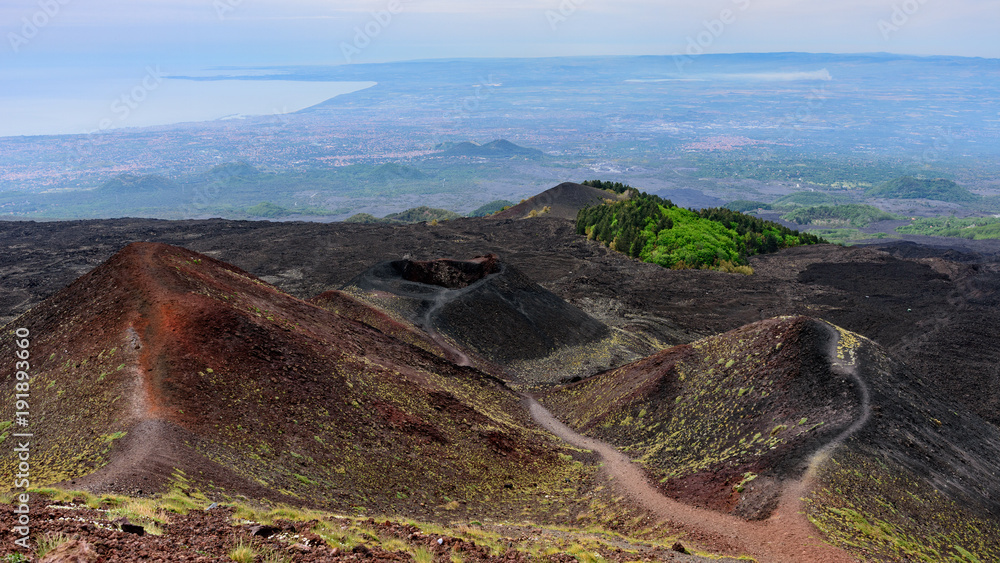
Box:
(0, 243, 583, 516)
(492, 182, 630, 220)
(345, 254, 611, 368)
(542, 316, 1000, 560)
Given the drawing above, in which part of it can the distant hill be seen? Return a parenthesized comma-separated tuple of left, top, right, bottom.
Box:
(773, 191, 840, 208)
(336, 162, 429, 183)
(867, 176, 978, 203)
(493, 182, 629, 220)
(244, 202, 288, 218)
(469, 200, 515, 217)
(782, 204, 900, 228)
(724, 200, 772, 212)
(897, 216, 1000, 240)
(438, 139, 544, 160)
(345, 206, 461, 224)
(343, 213, 384, 224)
(208, 161, 260, 180)
(384, 206, 462, 223)
(97, 174, 177, 193)
(364, 162, 429, 181)
(244, 202, 339, 218)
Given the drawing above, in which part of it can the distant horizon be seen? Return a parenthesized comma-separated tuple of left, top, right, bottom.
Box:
(239, 50, 1000, 68)
(2, 0, 997, 70)
(7, 50, 999, 74)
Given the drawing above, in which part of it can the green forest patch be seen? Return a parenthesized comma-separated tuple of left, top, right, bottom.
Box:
(576, 185, 825, 272)
(897, 216, 1000, 240)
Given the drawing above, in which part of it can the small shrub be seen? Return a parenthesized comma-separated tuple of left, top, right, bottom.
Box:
(108, 498, 169, 525)
(262, 547, 293, 563)
(414, 547, 435, 563)
(35, 532, 73, 559)
(229, 539, 257, 563)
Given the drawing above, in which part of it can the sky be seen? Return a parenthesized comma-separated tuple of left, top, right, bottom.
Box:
(2, 0, 999, 70)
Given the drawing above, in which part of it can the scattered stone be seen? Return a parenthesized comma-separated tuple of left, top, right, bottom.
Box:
(113, 518, 145, 536)
(249, 524, 280, 538)
(671, 542, 687, 554)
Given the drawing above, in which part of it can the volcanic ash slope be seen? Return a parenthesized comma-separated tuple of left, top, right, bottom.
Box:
(542, 316, 1000, 561)
(0, 242, 592, 519)
(343, 254, 651, 386)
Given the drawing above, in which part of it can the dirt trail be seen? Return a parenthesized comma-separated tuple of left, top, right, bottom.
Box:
(528, 322, 869, 563)
(778, 322, 871, 503)
(423, 292, 472, 367)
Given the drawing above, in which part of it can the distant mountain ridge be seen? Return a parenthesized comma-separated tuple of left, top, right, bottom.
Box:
(437, 139, 544, 159)
(868, 176, 978, 203)
(345, 206, 462, 224)
(97, 174, 177, 193)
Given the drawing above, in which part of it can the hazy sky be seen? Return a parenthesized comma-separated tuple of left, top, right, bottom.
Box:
(2, 0, 998, 69)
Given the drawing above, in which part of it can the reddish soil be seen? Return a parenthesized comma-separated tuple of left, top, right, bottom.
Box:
(0, 497, 725, 563)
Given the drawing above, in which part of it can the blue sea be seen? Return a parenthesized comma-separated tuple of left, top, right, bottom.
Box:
(0, 65, 374, 137)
